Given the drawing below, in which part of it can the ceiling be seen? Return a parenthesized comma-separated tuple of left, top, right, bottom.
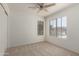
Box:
(7, 3, 73, 17)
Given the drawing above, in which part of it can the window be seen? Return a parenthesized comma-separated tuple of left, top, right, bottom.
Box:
(38, 21, 44, 35)
(49, 16, 67, 38)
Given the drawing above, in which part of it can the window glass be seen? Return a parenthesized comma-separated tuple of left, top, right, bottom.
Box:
(49, 16, 67, 39)
(61, 16, 67, 38)
(57, 17, 62, 38)
(49, 19, 56, 36)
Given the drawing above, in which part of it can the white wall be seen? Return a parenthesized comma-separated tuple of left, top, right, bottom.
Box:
(45, 4, 79, 53)
(0, 4, 8, 55)
(8, 4, 45, 48)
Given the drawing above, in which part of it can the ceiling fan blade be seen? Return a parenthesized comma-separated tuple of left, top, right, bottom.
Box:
(44, 3, 56, 8)
(37, 3, 44, 6)
(28, 7, 39, 9)
(44, 9, 48, 12)
(37, 8, 48, 13)
(37, 9, 41, 13)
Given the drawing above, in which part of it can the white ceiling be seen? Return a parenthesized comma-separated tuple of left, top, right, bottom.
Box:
(7, 3, 73, 17)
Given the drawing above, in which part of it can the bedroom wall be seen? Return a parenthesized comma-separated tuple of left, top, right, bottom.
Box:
(45, 4, 79, 53)
(8, 4, 45, 48)
(0, 4, 9, 55)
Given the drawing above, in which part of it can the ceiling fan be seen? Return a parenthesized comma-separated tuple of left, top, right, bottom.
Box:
(28, 3, 56, 13)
